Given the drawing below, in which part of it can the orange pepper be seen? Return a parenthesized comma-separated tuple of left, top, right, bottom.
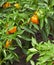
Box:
(3, 2, 11, 8)
(8, 26, 17, 34)
(31, 15, 39, 24)
(5, 40, 12, 48)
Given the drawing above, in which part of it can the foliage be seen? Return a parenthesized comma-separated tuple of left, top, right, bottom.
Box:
(26, 37, 54, 65)
(0, 0, 54, 65)
(0, 41, 19, 65)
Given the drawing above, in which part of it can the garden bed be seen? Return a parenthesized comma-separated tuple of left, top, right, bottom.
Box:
(0, 0, 54, 65)
(12, 33, 54, 65)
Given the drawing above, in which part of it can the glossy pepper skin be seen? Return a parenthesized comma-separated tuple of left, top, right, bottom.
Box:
(5, 40, 12, 48)
(8, 26, 17, 34)
(31, 15, 39, 24)
(6, 26, 17, 34)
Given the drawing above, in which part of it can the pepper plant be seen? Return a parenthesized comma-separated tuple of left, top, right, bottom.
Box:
(26, 37, 54, 65)
(0, 0, 54, 65)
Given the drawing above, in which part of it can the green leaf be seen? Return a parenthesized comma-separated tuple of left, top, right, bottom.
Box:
(0, 42, 2, 49)
(32, 37, 38, 47)
(16, 38, 22, 48)
(18, 35, 31, 41)
(8, 47, 16, 50)
(45, 18, 50, 36)
(4, 54, 14, 60)
(32, 24, 39, 30)
(51, 0, 54, 6)
(40, 30, 48, 41)
(22, 27, 34, 35)
(28, 48, 37, 53)
(18, 13, 28, 19)
(12, 52, 19, 61)
(17, 30, 24, 35)
(30, 60, 35, 65)
(0, 0, 7, 7)
(40, 18, 44, 29)
(26, 53, 35, 62)
(38, 55, 50, 64)
(3, 49, 6, 58)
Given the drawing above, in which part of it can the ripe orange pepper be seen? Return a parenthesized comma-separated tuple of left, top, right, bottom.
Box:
(3, 2, 11, 8)
(14, 3, 20, 8)
(8, 26, 17, 34)
(31, 15, 39, 24)
(5, 40, 12, 48)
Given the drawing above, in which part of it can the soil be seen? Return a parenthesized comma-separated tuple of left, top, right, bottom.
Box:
(12, 47, 39, 65)
(12, 47, 31, 65)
